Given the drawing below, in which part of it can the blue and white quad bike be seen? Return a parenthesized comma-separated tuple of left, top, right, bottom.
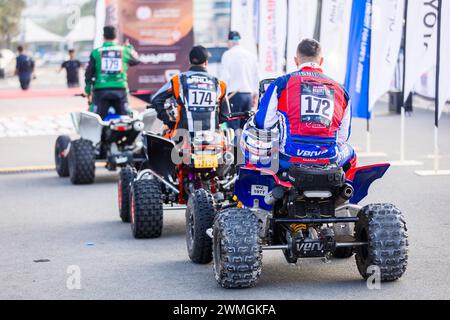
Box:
(209, 78, 409, 289)
(54, 109, 157, 188)
(211, 161, 409, 289)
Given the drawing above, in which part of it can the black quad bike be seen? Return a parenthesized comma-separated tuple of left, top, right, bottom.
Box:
(55, 109, 156, 186)
(118, 106, 252, 265)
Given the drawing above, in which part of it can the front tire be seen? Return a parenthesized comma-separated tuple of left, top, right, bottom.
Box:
(130, 179, 163, 239)
(55, 135, 71, 177)
(213, 208, 262, 289)
(68, 139, 96, 185)
(118, 166, 137, 223)
(186, 189, 215, 264)
(355, 204, 408, 282)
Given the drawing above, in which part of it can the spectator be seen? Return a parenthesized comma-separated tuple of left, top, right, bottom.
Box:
(221, 31, 260, 130)
(15, 46, 35, 91)
(59, 49, 82, 88)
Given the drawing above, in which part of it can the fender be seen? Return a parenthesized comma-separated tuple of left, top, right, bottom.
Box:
(143, 132, 177, 178)
(348, 163, 390, 204)
(234, 167, 292, 211)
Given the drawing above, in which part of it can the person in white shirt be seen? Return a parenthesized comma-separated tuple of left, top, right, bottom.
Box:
(221, 31, 260, 130)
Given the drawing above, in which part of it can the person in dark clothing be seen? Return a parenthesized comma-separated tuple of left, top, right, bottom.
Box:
(152, 46, 230, 138)
(85, 26, 140, 119)
(15, 46, 35, 91)
(59, 49, 82, 88)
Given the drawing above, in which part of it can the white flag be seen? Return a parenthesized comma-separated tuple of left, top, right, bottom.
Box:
(438, 0, 450, 120)
(231, 0, 258, 55)
(369, 0, 405, 111)
(258, 0, 288, 79)
(404, 0, 439, 102)
(320, 0, 353, 84)
(94, 0, 106, 48)
(286, 0, 318, 73)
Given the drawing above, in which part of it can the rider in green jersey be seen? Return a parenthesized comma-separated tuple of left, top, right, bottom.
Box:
(85, 26, 140, 119)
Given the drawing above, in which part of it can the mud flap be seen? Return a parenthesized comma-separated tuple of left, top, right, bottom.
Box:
(350, 164, 390, 204)
(234, 167, 287, 211)
(143, 132, 176, 177)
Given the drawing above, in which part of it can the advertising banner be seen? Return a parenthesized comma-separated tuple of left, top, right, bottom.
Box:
(94, 0, 106, 49)
(404, 0, 438, 102)
(231, 0, 258, 55)
(100, 0, 194, 93)
(320, 0, 353, 84)
(258, 0, 288, 79)
(369, 0, 405, 110)
(344, 0, 372, 119)
(286, 0, 318, 73)
(437, 0, 450, 120)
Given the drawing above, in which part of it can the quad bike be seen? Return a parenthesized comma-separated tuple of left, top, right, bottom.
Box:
(210, 162, 409, 289)
(209, 79, 408, 289)
(55, 107, 157, 188)
(122, 100, 253, 264)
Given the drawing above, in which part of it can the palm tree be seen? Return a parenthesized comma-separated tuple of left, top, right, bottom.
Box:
(0, 0, 26, 49)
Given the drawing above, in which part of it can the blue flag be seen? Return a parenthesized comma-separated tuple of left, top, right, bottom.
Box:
(344, 0, 372, 119)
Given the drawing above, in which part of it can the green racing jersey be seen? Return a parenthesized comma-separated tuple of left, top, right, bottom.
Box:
(84, 41, 140, 95)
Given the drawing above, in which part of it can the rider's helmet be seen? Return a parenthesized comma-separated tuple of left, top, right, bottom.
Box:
(240, 116, 280, 168)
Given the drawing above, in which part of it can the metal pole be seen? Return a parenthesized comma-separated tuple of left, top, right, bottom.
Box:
(434, 126, 439, 173)
(400, 107, 406, 161)
(434, 0, 442, 173)
(366, 119, 371, 153)
(400, 0, 408, 162)
(366, 0, 373, 154)
(315, 0, 323, 41)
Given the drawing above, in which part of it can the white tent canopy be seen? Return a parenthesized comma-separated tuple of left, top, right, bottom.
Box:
(65, 16, 96, 43)
(16, 19, 63, 43)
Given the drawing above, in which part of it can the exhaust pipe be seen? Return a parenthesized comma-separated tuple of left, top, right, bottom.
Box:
(341, 184, 354, 200)
(222, 152, 235, 165)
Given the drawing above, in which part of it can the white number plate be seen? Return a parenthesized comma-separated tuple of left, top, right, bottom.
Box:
(251, 185, 269, 196)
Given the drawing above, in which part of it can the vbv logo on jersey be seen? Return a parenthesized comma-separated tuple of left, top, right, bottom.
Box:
(296, 149, 328, 157)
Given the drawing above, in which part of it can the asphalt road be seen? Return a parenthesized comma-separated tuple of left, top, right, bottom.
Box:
(1, 79, 450, 299)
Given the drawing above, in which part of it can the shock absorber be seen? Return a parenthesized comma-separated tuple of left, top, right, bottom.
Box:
(178, 165, 186, 204)
(211, 177, 217, 194)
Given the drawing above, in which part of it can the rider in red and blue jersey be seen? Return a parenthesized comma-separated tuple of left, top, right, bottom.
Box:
(250, 39, 356, 172)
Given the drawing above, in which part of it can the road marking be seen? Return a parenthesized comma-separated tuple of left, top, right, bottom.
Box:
(0, 166, 56, 174)
(0, 163, 108, 175)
